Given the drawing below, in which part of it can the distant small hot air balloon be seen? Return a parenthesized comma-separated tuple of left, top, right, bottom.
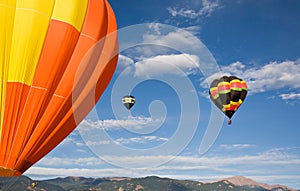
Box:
(209, 76, 248, 125)
(0, 0, 118, 176)
(31, 181, 38, 189)
(122, 95, 136, 110)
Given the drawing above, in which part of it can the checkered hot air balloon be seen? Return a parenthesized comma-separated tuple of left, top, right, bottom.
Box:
(209, 76, 248, 125)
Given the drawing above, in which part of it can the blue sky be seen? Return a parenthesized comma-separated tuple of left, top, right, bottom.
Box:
(25, 0, 300, 189)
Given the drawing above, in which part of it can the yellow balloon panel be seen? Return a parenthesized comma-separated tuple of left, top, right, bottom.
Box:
(52, 0, 88, 31)
(17, 0, 55, 15)
(7, 1, 55, 84)
(0, 2, 16, 139)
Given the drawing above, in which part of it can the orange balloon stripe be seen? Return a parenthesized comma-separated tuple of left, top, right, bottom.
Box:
(30, 55, 118, 169)
(33, 20, 80, 88)
(16, 0, 106, 171)
(28, 2, 118, 166)
(30, 20, 80, 124)
(53, 0, 108, 98)
(5, 20, 80, 169)
(32, 0, 107, 152)
(0, 83, 29, 167)
(14, 0, 115, 172)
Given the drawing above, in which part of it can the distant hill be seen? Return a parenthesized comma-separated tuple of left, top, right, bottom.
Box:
(0, 175, 298, 191)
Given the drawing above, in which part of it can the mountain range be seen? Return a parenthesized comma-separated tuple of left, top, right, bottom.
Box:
(0, 175, 298, 191)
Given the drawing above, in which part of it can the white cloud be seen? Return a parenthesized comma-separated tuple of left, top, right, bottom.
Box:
(36, 157, 105, 167)
(243, 61, 300, 93)
(167, 0, 220, 19)
(118, 25, 206, 78)
(280, 92, 300, 100)
(116, 136, 169, 145)
(134, 53, 200, 77)
(168, 7, 199, 19)
(85, 140, 113, 146)
(26, 166, 135, 178)
(78, 116, 163, 132)
(142, 27, 203, 52)
(147, 23, 161, 35)
(202, 61, 244, 85)
(33, 147, 300, 171)
(200, 0, 221, 16)
(182, 26, 202, 36)
(202, 60, 300, 97)
(221, 61, 246, 76)
(84, 136, 169, 147)
(60, 134, 86, 147)
(219, 144, 254, 150)
(126, 25, 206, 77)
(117, 54, 135, 72)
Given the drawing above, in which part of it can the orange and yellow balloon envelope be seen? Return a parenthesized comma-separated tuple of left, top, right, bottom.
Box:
(0, 0, 118, 176)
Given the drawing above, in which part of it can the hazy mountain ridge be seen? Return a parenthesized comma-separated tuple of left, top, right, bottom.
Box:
(222, 176, 298, 191)
(0, 175, 298, 191)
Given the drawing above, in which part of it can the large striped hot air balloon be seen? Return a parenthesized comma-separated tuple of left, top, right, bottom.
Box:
(209, 76, 248, 125)
(0, 0, 118, 176)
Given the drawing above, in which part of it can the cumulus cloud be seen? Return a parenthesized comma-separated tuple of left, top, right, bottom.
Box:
(243, 61, 300, 93)
(127, 25, 207, 77)
(182, 26, 202, 35)
(78, 116, 163, 132)
(134, 53, 200, 77)
(117, 24, 207, 78)
(142, 26, 203, 52)
(167, 0, 220, 19)
(116, 54, 135, 72)
(280, 92, 300, 100)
